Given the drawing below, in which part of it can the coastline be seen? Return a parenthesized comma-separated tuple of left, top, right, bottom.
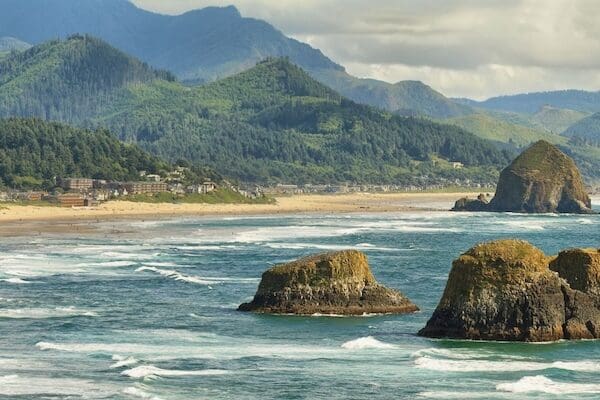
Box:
(0, 192, 480, 237)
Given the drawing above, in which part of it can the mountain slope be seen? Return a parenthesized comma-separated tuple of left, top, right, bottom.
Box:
(0, 37, 512, 184)
(0, 37, 31, 52)
(562, 113, 600, 144)
(0, 0, 470, 118)
(0, 34, 173, 122)
(459, 90, 600, 114)
(0, 117, 166, 189)
(98, 57, 511, 184)
(444, 113, 566, 147)
(529, 105, 588, 134)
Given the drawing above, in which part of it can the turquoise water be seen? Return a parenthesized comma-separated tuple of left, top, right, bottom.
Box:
(1, 206, 600, 399)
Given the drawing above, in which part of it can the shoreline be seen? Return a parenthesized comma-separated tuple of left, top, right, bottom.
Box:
(0, 192, 480, 237)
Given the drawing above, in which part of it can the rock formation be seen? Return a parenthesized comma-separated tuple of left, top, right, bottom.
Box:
(239, 250, 418, 315)
(452, 140, 594, 214)
(419, 240, 600, 341)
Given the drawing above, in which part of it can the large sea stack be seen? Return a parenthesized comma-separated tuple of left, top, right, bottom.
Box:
(419, 240, 600, 341)
(452, 140, 593, 214)
(239, 250, 418, 315)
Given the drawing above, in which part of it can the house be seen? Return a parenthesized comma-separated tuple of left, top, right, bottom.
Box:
(451, 162, 464, 169)
(58, 194, 85, 207)
(186, 181, 217, 195)
(122, 182, 168, 195)
(61, 178, 93, 191)
(146, 174, 161, 182)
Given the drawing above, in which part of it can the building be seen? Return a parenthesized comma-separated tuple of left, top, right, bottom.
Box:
(58, 194, 85, 207)
(452, 162, 464, 169)
(62, 178, 93, 191)
(186, 181, 217, 195)
(122, 182, 168, 195)
(146, 174, 161, 182)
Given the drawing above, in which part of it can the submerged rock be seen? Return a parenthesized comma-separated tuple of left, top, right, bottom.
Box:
(418, 240, 600, 342)
(452, 141, 594, 214)
(239, 250, 418, 315)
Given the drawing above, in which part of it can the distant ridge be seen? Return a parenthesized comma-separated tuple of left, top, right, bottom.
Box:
(0, 0, 471, 118)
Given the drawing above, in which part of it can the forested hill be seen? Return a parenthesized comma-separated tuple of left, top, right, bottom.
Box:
(0, 0, 473, 118)
(0, 35, 173, 122)
(0, 118, 167, 189)
(98, 57, 512, 184)
(0, 37, 513, 184)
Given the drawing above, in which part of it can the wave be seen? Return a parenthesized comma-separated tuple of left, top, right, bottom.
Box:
(0, 307, 97, 319)
(111, 355, 139, 369)
(0, 374, 116, 396)
(0, 278, 30, 284)
(414, 356, 600, 373)
(123, 386, 163, 400)
(341, 336, 395, 350)
(122, 365, 229, 379)
(496, 375, 600, 394)
(81, 261, 138, 268)
(417, 391, 502, 399)
(135, 267, 216, 285)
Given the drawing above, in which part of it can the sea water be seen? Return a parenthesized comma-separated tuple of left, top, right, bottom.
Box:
(1, 202, 599, 399)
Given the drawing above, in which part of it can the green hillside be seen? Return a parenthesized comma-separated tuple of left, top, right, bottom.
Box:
(0, 35, 174, 122)
(530, 105, 588, 134)
(562, 113, 600, 144)
(0, 37, 513, 185)
(444, 113, 566, 147)
(0, 118, 167, 189)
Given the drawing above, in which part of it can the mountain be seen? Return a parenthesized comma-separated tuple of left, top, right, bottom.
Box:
(0, 37, 512, 184)
(562, 112, 600, 144)
(0, 0, 470, 118)
(0, 37, 31, 52)
(444, 113, 565, 148)
(530, 105, 588, 134)
(0, 35, 174, 122)
(0, 117, 166, 189)
(312, 70, 473, 118)
(458, 90, 600, 114)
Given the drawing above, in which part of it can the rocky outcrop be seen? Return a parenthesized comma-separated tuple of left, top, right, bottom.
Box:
(239, 250, 418, 315)
(452, 193, 489, 211)
(452, 141, 594, 214)
(419, 240, 600, 341)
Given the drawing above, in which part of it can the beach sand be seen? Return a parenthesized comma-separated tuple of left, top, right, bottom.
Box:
(0, 192, 482, 236)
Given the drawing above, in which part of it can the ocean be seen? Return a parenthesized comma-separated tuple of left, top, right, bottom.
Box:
(1, 201, 600, 399)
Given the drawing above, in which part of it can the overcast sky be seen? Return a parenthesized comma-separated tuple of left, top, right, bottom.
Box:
(133, 0, 600, 99)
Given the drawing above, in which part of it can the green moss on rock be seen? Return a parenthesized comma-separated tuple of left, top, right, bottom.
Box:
(419, 240, 600, 342)
(453, 141, 594, 214)
(239, 250, 418, 315)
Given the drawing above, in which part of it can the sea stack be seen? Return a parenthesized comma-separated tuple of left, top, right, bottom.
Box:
(239, 250, 418, 315)
(452, 140, 594, 213)
(419, 240, 600, 341)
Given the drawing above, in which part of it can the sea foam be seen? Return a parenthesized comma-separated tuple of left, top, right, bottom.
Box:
(135, 266, 216, 285)
(341, 336, 395, 350)
(496, 375, 600, 394)
(122, 365, 229, 379)
(0, 307, 97, 319)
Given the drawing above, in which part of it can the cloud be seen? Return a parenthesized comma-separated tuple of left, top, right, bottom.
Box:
(132, 0, 600, 99)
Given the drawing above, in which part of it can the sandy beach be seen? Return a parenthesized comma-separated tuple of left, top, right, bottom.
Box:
(0, 192, 482, 236)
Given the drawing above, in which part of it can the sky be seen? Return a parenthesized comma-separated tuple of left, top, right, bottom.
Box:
(132, 0, 600, 99)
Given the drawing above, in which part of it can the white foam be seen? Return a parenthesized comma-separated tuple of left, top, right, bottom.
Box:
(341, 336, 395, 350)
(135, 267, 216, 285)
(0, 278, 30, 284)
(414, 356, 600, 373)
(111, 355, 139, 369)
(418, 391, 502, 399)
(0, 374, 117, 396)
(0, 307, 97, 319)
(122, 365, 229, 379)
(82, 261, 138, 268)
(496, 375, 600, 394)
(123, 387, 163, 400)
